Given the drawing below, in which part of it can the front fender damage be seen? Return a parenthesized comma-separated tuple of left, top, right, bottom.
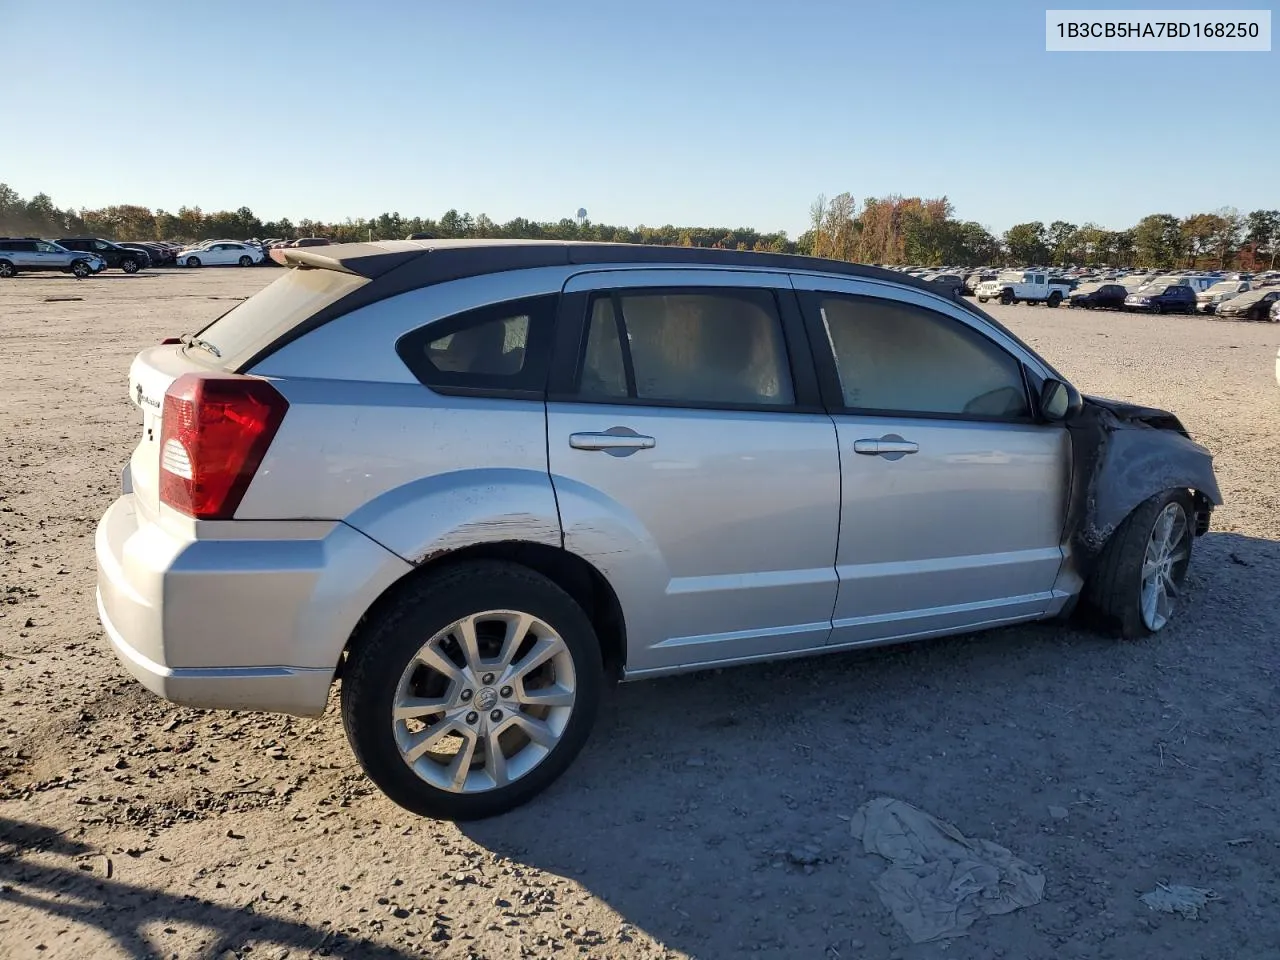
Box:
(1064, 396, 1222, 573)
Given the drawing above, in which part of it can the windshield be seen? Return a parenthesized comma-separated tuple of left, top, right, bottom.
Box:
(1205, 282, 1238, 294)
(1230, 290, 1266, 304)
(996, 271, 1025, 282)
(194, 267, 368, 370)
(1074, 283, 1103, 294)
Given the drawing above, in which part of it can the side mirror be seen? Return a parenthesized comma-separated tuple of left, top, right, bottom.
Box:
(1039, 378, 1082, 422)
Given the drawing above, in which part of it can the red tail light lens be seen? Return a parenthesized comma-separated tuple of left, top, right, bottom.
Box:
(159, 374, 289, 520)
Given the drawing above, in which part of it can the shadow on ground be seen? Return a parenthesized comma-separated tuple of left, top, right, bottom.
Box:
(462, 531, 1280, 959)
(0, 816, 420, 960)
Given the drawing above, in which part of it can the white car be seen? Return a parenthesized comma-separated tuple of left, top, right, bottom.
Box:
(178, 241, 264, 268)
(1197, 280, 1250, 313)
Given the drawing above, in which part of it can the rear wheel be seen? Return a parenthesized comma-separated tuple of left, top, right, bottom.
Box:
(0, 260, 15, 278)
(1047, 291, 1062, 308)
(120, 257, 140, 273)
(238, 255, 253, 267)
(186, 256, 202, 268)
(342, 561, 604, 820)
(1083, 490, 1194, 638)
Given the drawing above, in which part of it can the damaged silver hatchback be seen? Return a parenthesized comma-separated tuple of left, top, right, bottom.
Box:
(95, 241, 1221, 819)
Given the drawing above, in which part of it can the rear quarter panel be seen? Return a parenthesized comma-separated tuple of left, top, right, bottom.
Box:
(239, 267, 578, 562)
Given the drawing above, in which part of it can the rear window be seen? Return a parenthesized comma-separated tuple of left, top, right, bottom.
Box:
(194, 267, 368, 369)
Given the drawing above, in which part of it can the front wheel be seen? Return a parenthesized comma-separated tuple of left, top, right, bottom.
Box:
(977, 296, 989, 304)
(342, 561, 604, 820)
(1000, 289, 1015, 305)
(1083, 490, 1194, 638)
(186, 256, 202, 268)
(71, 260, 91, 279)
(1151, 303, 1162, 315)
(120, 258, 140, 274)
(238, 255, 253, 267)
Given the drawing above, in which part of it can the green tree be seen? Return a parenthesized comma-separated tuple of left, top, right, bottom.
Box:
(1003, 221, 1049, 264)
(1132, 214, 1181, 267)
(1046, 220, 1078, 266)
(1245, 209, 1280, 268)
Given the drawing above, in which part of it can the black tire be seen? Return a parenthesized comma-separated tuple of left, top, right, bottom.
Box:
(1082, 489, 1195, 639)
(1047, 292, 1062, 308)
(238, 255, 253, 267)
(977, 297, 989, 304)
(1151, 303, 1162, 315)
(1000, 289, 1014, 305)
(186, 256, 202, 268)
(342, 560, 604, 820)
(120, 257, 139, 273)
(0, 259, 15, 278)
(71, 260, 91, 279)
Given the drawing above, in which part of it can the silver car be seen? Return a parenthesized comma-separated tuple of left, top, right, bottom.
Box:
(0, 238, 106, 278)
(96, 241, 1221, 819)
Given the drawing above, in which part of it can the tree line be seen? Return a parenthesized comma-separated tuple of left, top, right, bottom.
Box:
(1, 181, 1276, 270)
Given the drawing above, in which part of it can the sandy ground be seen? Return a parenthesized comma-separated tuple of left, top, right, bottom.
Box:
(2, 267, 1279, 960)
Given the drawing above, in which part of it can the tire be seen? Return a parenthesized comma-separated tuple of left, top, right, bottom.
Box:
(238, 255, 253, 267)
(0, 259, 15, 278)
(186, 256, 202, 268)
(1000, 289, 1014, 305)
(1151, 304, 1162, 315)
(120, 258, 139, 274)
(71, 260, 91, 279)
(1082, 489, 1195, 639)
(1047, 292, 1062, 308)
(977, 297, 989, 304)
(341, 560, 604, 820)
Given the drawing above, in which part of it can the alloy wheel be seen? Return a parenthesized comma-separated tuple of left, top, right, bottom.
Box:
(392, 610, 577, 794)
(1139, 502, 1190, 632)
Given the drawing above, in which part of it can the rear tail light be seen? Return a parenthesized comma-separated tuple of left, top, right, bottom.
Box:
(159, 373, 288, 520)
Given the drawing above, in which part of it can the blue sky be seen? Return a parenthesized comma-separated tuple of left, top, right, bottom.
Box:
(5, 1, 1275, 236)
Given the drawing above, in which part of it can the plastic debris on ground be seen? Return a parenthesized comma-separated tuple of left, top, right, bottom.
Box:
(849, 796, 1046, 943)
(1139, 883, 1219, 919)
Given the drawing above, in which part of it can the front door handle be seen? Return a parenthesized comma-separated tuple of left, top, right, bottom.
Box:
(569, 428, 656, 456)
(853, 434, 918, 460)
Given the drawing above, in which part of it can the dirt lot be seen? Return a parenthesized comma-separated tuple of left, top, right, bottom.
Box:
(2, 267, 1279, 960)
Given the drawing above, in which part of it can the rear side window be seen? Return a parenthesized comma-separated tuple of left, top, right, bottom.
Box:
(578, 289, 794, 407)
(396, 295, 557, 397)
(195, 268, 369, 369)
(820, 295, 1029, 419)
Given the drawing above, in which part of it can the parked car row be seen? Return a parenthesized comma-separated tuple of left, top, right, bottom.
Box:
(0, 238, 107, 278)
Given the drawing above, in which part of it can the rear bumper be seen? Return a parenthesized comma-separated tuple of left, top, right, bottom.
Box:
(95, 494, 412, 716)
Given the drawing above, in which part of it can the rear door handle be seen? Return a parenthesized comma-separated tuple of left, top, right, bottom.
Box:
(569, 429, 656, 456)
(853, 435, 918, 460)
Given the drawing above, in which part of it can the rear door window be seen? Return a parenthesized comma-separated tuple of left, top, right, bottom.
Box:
(578, 289, 794, 407)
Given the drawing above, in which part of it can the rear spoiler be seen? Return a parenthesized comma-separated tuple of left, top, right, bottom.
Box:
(268, 241, 428, 278)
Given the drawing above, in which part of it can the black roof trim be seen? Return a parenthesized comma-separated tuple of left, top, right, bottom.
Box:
(274, 238, 964, 299)
(247, 240, 1040, 374)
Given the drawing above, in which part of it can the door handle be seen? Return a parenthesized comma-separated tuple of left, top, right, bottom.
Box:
(569, 429, 656, 455)
(853, 435, 918, 459)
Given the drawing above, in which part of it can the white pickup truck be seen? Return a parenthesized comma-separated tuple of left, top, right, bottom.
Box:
(975, 271, 1073, 307)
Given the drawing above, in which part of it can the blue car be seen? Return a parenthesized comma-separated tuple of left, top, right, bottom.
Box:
(1123, 284, 1197, 315)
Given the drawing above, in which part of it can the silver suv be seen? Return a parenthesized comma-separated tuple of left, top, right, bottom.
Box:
(95, 240, 1221, 819)
(0, 238, 106, 278)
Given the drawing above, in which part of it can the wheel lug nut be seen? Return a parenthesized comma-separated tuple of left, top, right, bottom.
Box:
(466, 711, 478, 725)
(490, 709, 502, 722)
(459, 689, 473, 702)
(500, 686, 513, 698)
(482, 673, 495, 685)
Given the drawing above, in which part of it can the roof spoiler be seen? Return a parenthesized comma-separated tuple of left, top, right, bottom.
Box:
(268, 241, 427, 278)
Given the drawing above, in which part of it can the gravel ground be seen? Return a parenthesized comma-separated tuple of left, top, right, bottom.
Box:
(2, 268, 1279, 960)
